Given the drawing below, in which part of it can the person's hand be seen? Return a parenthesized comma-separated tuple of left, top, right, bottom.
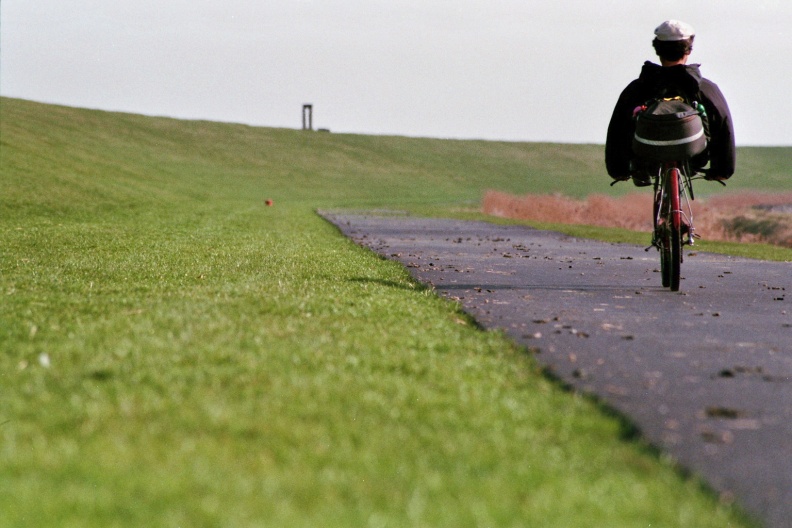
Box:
(704, 174, 729, 185)
(630, 171, 652, 187)
(609, 175, 631, 186)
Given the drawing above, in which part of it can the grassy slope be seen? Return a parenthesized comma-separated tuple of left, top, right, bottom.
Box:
(1, 97, 776, 527)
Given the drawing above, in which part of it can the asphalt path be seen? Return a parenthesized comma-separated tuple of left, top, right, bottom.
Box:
(321, 211, 792, 528)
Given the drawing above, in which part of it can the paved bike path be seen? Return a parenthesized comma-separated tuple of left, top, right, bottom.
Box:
(321, 212, 792, 528)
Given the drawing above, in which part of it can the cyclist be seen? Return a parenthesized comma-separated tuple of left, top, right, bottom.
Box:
(605, 20, 735, 186)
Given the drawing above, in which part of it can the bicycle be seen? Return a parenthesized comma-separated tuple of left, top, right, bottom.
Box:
(613, 163, 725, 291)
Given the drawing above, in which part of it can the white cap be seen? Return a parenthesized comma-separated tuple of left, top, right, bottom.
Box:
(654, 20, 695, 41)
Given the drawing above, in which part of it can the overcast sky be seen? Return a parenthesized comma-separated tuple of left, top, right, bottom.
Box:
(2, 1, 791, 145)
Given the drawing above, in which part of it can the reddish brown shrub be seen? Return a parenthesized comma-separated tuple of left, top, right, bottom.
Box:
(482, 190, 792, 248)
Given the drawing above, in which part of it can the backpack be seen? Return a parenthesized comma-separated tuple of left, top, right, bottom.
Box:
(632, 91, 709, 162)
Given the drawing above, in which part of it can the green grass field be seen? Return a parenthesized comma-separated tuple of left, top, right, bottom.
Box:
(2, 96, 780, 526)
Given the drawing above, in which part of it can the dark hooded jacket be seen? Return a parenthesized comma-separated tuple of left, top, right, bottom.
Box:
(606, 62, 735, 179)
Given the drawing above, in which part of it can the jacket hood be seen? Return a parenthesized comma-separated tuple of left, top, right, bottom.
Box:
(638, 61, 702, 96)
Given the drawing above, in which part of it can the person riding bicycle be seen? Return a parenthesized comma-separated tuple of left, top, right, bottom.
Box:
(605, 20, 735, 186)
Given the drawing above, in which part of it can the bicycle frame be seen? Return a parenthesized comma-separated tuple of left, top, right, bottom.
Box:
(653, 161, 696, 248)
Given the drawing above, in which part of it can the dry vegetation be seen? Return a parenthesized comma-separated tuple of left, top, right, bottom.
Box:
(483, 190, 792, 248)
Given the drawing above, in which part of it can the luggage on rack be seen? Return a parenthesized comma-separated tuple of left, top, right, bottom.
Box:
(632, 97, 707, 162)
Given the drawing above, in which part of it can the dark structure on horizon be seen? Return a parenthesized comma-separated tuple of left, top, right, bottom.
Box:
(302, 104, 313, 131)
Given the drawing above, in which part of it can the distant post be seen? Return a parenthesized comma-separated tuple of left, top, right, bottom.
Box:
(302, 104, 313, 131)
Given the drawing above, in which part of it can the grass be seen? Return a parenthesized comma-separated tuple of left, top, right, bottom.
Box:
(0, 96, 776, 526)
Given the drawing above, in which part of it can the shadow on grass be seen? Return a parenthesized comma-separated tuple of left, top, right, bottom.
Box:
(348, 277, 429, 292)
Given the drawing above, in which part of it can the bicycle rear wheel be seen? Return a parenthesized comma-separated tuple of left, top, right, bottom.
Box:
(656, 167, 682, 290)
(667, 168, 682, 291)
(660, 238, 672, 288)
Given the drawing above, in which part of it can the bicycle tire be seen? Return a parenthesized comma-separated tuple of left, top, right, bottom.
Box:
(660, 238, 671, 287)
(655, 173, 671, 288)
(667, 168, 682, 291)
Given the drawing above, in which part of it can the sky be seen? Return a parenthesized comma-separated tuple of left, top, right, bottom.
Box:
(2, 1, 791, 146)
